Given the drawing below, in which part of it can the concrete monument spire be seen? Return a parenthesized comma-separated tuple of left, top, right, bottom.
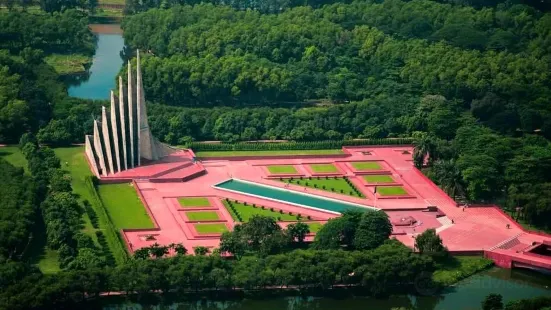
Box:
(84, 50, 175, 177)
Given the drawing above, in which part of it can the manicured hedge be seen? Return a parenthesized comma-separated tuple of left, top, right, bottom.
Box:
(187, 138, 413, 152)
(84, 176, 129, 265)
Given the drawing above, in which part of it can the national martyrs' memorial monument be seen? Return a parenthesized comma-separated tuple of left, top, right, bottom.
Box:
(82, 51, 551, 273)
(85, 50, 174, 177)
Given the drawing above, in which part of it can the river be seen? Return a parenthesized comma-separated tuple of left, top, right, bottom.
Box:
(100, 268, 550, 310)
(67, 24, 125, 100)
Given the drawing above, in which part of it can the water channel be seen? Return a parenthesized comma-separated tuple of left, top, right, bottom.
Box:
(67, 24, 125, 100)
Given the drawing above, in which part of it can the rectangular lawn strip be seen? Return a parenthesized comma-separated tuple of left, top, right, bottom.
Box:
(194, 223, 229, 234)
(223, 200, 298, 222)
(310, 163, 338, 173)
(363, 175, 394, 183)
(377, 186, 408, 196)
(185, 211, 220, 221)
(178, 197, 211, 207)
(98, 183, 155, 229)
(195, 149, 344, 157)
(267, 165, 298, 174)
(280, 177, 364, 198)
(351, 161, 382, 170)
(307, 222, 323, 233)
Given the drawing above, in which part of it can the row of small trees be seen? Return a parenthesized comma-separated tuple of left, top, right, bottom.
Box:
(188, 139, 414, 152)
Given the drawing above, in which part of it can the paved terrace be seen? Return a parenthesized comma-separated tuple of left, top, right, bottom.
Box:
(104, 146, 551, 270)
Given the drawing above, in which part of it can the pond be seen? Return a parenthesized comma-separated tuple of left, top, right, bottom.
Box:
(100, 268, 551, 310)
(68, 24, 125, 100)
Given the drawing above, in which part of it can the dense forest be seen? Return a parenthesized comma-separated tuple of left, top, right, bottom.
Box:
(1, 0, 551, 308)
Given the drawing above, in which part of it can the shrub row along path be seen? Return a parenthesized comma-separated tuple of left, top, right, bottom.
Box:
(87, 146, 550, 268)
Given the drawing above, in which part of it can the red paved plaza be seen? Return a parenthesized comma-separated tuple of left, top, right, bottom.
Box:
(98, 146, 551, 271)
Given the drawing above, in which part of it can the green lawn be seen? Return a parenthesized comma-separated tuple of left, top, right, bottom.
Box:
(99, 0, 126, 4)
(178, 197, 211, 207)
(351, 162, 382, 170)
(194, 223, 229, 234)
(98, 183, 155, 229)
(433, 256, 494, 286)
(377, 186, 408, 196)
(36, 249, 61, 274)
(364, 175, 394, 183)
(310, 163, 338, 173)
(223, 200, 299, 222)
(267, 165, 298, 174)
(280, 177, 364, 198)
(0, 146, 28, 173)
(44, 54, 91, 75)
(185, 211, 220, 221)
(195, 149, 344, 157)
(307, 222, 323, 233)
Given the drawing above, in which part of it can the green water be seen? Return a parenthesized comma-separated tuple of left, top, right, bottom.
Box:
(215, 179, 372, 213)
(101, 268, 551, 310)
(68, 31, 125, 99)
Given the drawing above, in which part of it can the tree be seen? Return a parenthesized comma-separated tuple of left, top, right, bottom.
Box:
(432, 159, 464, 199)
(482, 293, 503, 310)
(286, 222, 310, 244)
(413, 132, 437, 168)
(148, 243, 169, 258)
(414, 229, 447, 256)
(172, 243, 188, 256)
(193, 246, 210, 256)
(313, 210, 363, 249)
(353, 211, 392, 250)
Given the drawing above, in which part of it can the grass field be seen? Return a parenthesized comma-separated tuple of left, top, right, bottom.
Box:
(98, 183, 155, 229)
(281, 177, 364, 198)
(178, 197, 211, 207)
(0, 146, 28, 172)
(223, 200, 298, 222)
(433, 256, 493, 286)
(186, 211, 220, 221)
(310, 163, 338, 173)
(267, 165, 298, 174)
(377, 186, 408, 196)
(194, 223, 229, 234)
(195, 149, 344, 157)
(364, 175, 394, 183)
(44, 54, 91, 75)
(351, 161, 382, 170)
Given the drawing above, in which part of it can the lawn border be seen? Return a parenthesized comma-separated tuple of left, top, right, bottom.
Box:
(214, 178, 378, 215)
(303, 163, 343, 176)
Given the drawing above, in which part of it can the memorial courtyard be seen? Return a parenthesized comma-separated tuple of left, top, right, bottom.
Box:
(85, 145, 551, 271)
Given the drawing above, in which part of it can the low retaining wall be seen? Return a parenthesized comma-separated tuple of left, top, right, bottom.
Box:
(199, 154, 350, 161)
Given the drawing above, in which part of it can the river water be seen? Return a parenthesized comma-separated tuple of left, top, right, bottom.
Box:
(67, 24, 125, 100)
(101, 268, 550, 310)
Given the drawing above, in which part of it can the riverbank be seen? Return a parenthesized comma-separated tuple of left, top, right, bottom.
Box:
(45, 54, 92, 75)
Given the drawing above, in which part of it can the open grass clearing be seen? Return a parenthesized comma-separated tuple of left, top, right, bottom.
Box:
(98, 183, 155, 229)
(0, 146, 28, 173)
(178, 197, 211, 207)
(377, 186, 408, 196)
(186, 211, 220, 221)
(267, 165, 297, 174)
(195, 149, 344, 157)
(44, 54, 91, 75)
(364, 175, 394, 183)
(194, 223, 228, 234)
(351, 161, 382, 170)
(310, 163, 338, 173)
(280, 177, 364, 198)
(223, 200, 299, 222)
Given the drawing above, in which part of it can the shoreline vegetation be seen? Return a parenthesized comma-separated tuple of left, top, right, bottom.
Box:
(44, 54, 92, 75)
